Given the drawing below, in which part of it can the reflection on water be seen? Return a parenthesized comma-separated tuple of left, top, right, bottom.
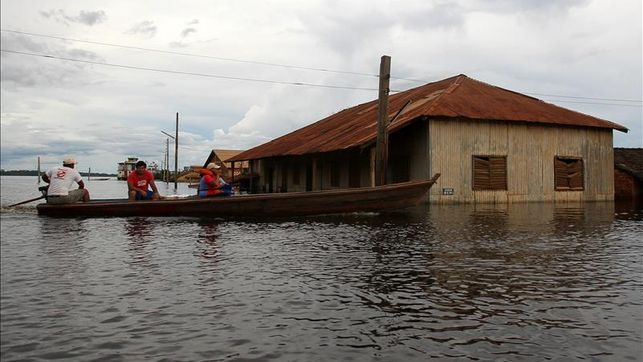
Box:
(1, 194, 641, 361)
(195, 221, 220, 261)
(125, 218, 156, 268)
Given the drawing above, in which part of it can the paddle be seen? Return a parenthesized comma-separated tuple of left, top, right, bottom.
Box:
(7, 185, 49, 207)
(7, 195, 46, 207)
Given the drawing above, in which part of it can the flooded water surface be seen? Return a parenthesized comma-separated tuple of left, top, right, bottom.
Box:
(1, 176, 642, 361)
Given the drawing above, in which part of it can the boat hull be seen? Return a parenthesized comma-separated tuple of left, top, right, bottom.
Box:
(37, 175, 439, 218)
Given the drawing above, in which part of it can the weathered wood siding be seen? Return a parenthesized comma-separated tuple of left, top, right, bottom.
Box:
(428, 118, 615, 203)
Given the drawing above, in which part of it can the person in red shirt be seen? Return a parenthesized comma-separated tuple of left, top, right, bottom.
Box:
(128, 161, 161, 201)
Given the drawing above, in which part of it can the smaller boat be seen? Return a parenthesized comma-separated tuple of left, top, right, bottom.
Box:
(36, 174, 440, 218)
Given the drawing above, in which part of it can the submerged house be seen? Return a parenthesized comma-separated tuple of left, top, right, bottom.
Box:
(228, 74, 627, 203)
(613, 148, 643, 202)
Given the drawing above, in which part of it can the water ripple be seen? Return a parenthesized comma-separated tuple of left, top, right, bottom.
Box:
(0, 201, 641, 361)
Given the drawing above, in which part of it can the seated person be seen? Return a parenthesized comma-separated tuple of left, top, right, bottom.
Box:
(198, 163, 231, 198)
(128, 160, 161, 201)
(42, 157, 90, 204)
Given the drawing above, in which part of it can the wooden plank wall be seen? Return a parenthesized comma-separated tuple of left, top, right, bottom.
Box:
(429, 119, 615, 203)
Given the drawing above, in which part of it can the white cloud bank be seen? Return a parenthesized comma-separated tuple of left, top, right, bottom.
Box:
(1, 0, 641, 173)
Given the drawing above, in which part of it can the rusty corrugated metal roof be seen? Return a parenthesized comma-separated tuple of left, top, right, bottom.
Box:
(229, 74, 628, 162)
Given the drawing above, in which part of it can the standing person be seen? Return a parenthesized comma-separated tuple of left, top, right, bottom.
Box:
(198, 163, 231, 198)
(42, 158, 90, 204)
(128, 160, 161, 201)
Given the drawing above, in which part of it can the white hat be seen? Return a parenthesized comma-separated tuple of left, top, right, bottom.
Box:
(207, 162, 221, 170)
(63, 157, 77, 165)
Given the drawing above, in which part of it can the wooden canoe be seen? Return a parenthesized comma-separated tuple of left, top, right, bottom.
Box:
(36, 174, 439, 218)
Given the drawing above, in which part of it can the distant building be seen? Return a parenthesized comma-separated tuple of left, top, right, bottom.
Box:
(614, 148, 643, 202)
(117, 157, 138, 180)
(228, 74, 628, 202)
(203, 149, 249, 180)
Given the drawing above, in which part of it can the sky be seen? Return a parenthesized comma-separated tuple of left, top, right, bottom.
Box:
(1, 0, 641, 174)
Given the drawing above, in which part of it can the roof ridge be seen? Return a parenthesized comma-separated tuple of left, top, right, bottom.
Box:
(466, 76, 543, 102)
(424, 74, 467, 114)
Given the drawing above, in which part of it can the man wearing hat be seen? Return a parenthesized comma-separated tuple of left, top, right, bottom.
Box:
(41, 157, 90, 204)
(198, 162, 230, 198)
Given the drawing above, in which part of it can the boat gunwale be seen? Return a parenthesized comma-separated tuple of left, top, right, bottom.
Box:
(37, 177, 439, 209)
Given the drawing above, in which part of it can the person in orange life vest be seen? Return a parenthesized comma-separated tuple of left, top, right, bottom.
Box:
(128, 160, 161, 201)
(198, 163, 228, 198)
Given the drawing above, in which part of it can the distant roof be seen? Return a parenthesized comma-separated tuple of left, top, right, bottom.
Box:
(614, 148, 643, 182)
(203, 149, 248, 168)
(229, 74, 628, 162)
(214, 149, 244, 162)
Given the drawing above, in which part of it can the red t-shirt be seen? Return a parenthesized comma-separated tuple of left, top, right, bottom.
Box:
(128, 170, 154, 191)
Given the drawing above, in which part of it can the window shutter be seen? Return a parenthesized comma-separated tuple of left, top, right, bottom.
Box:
(473, 157, 490, 190)
(489, 157, 507, 190)
(554, 158, 569, 189)
(473, 156, 507, 190)
(554, 157, 584, 191)
(568, 159, 584, 190)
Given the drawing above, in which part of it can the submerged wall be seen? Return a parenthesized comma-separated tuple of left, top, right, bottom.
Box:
(428, 119, 615, 203)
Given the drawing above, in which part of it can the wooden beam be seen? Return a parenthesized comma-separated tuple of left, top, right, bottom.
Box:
(375, 55, 391, 186)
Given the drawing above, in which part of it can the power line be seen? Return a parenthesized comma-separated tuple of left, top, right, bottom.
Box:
(1, 47, 641, 108)
(1, 29, 376, 77)
(526, 92, 641, 103)
(0, 48, 383, 91)
(541, 99, 642, 107)
(0, 28, 444, 84)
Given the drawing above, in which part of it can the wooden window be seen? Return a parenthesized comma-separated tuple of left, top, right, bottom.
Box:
(554, 156, 584, 191)
(330, 161, 340, 187)
(472, 155, 507, 190)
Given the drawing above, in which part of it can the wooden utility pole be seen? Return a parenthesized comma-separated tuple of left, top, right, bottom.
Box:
(166, 138, 170, 183)
(174, 112, 179, 190)
(375, 55, 391, 186)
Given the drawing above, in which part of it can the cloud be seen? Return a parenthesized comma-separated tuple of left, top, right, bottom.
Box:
(39, 9, 107, 26)
(0, 33, 103, 89)
(472, 0, 590, 14)
(125, 20, 157, 38)
(168, 41, 188, 48)
(76, 10, 108, 25)
(1, 0, 640, 173)
(212, 83, 369, 150)
(181, 27, 197, 38)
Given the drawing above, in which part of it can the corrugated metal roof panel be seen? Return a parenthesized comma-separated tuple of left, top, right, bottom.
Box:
(229, 74, 628, 162)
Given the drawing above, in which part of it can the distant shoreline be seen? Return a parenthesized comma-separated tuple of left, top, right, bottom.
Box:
(0, 170, 117, 177)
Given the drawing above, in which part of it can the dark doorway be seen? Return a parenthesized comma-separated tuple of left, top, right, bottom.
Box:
(389, 156, 410, 183)
(349, 157, 361, 188)
(266, 168, 274, 193)
(305, 163, 313, 191)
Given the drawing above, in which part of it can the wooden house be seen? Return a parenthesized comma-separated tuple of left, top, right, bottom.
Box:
(203, 149, 249, 180)
(228, 75, 628, 203)
(614, 148, 643, 202)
